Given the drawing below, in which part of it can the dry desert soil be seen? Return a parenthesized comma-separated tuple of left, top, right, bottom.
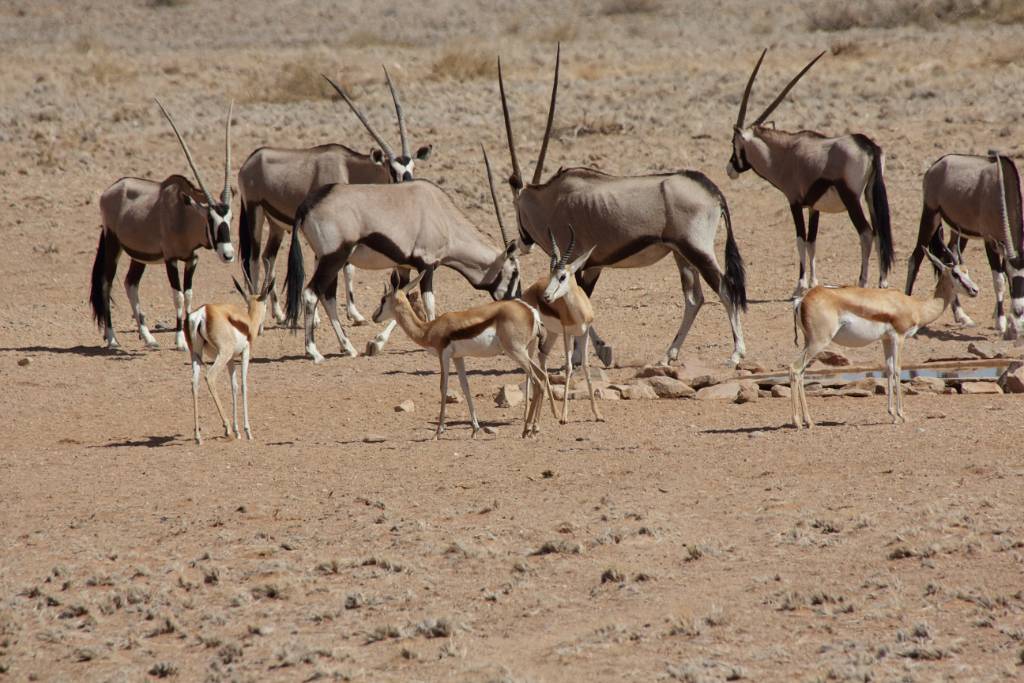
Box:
(2, 1, 1024, 681)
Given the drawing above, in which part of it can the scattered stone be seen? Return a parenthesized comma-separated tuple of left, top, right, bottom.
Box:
(363, 435, 386, 443)
(690, 375, 720, 390)
(495, 384, 524, 408)
(445, 390, 463, 404)
(803, 382, 825, 396)
(998, 361, 1024, 393)
(840, 388, 872, 398)
(736, 381, 760, 404)
(635, 364, 675, 379)
(695, 381, 741, 401)
(394, 400, 415, 413)
(843, 377, 886, 395)
(771, 384, 791, 398)
(910, 376, 946, 393)
(960, 381, 1003, 395)
(641, 375, 695, 399)
(17, 357, 31, 367)
(815, 350, 850, 367)
(758, 389, 771, 398)
(621, 383, 658, 400)
(594, 386, 621, 400)
(967, 341, 1003, 360)
(737, 359, 768, 374)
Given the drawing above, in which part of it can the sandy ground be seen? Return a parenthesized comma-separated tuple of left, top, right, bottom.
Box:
(2, 1, 1024, 681)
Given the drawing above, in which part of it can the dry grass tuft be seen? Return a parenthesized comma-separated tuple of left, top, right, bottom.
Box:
(602, 0, 661, 15)
(806, 0, 1024, 31)
(261, 61, 337, 104)
(432, 47, 494, 81)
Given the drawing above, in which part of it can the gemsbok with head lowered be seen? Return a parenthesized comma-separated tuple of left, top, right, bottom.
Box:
(726, 49, 894, 295)
(90, 100, 235, 350)
(905, 152, 1024, 338)
(238, 69, 432, 326)
(498, 45, 748, 368)
(283, 155, 523, 363)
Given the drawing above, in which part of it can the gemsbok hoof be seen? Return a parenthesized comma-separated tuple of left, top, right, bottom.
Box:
(350, 316, 369, 327)
(365, 339, 384, 356)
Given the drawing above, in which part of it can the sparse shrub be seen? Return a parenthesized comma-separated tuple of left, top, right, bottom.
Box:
(602, 0, 660, 15)
(806, 0, 1024, 32)
(601, 568, 625, 584)
(432, 47, 494, 81)
(149, 662, 177, 678)
(263, 62, 336, 104)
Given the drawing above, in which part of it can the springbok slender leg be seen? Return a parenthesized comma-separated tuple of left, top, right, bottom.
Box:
(228, 359, 240, 438)
(240, 347, 252, 439)
(538, 332, 560, 420)
(124, 260, 158, 348)
(882, 334, 899, 424)
(894, 335, 906, 423)
(204, 349, 233, 438)
(166, 260, 188, 350)
(435, 347, 453, 439)
(454, 357, 480, 437)
(663, 255, 704, 366)
(504, 343, 556, 438)
(790, 337, 829, 429)
(342, 263, 367, 325)
(190, 346, 204, 444)
(579, 327, 604, 422)
(560, 332, 574, 423)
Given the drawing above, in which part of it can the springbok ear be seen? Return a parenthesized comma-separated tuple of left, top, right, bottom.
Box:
(403, 268, 428, 293)
(925, 250, 946, 272)
(371, 148, 385, 164)
(232, 276, 248, 299)
(568, 245, 596, 273)
(259, 276, 276, 301)
(388, 270, 402, 290)
(415, 144, 432, 161)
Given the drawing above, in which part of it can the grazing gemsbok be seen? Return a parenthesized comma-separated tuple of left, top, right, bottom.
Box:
(283, 164, 523, 362)
(905, 152, 1024, 338)
(522, 226, 602, 424)
(372, 269, 554, 439)
(90, 100, 235, 350)
(726, 49, 894, 295)
(499, 46, 747, 367)
(238, 69, 432, 325)
(184, 272, 274, 444)
(790, 250, 978, 429)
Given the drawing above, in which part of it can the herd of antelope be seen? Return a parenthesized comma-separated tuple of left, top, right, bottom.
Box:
(88, 46, 1021, 440)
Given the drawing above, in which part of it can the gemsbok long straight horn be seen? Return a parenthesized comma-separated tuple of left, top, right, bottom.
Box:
(727, 49, 894, 296)
(498, 45, 747, 367)
(90, 100, 235, 350)
(905, 151, 1024, 338)
(237, 68, 432, 328)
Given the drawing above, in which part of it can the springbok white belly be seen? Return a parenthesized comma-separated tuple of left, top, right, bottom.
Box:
(832, 313, 890, 347)
(450, 328, 503, 359)
(812, 187, 846, 214)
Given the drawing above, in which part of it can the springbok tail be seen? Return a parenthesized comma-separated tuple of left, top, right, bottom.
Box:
(284, 207, 307, 330)
(720, 195, 748, 312)
(868, 148, 894, 280)
(792, 296, 804, 347)
(89, 229, 111, 330)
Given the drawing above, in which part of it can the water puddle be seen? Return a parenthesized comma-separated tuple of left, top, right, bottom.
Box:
(750, 359, 1014, 388)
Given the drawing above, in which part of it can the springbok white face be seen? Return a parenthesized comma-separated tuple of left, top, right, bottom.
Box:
(928, 250, 980, 299)
(543, 246, 596, 304)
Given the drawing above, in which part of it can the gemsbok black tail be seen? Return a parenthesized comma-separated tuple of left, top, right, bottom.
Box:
(284, 203, 308, 330)
(720, 196, 748, 313)
(89, 229, 112, 330)
(867, 147, 894, 282)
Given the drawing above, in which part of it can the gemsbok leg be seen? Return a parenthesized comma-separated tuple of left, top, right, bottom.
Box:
(124, 261, 159, 348)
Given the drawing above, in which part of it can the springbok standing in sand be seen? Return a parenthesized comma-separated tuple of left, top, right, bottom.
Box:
(905, 152, 1024, 338)
(238, 69, 432, 326)
(185, 272, 274, 444)
(90, 100, 235, 350)
(499, 45, 747, 368)
(372, 269, 554, 439)
(283, 159, 523, 362)
(726, 49, 894, 295)
(790, 250, 978, 429)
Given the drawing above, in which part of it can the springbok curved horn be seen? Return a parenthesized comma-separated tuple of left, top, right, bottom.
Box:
(498, 56, 523, 190)
(531, 43, 561, 187)
(993, 153, 1018, 260)
(562, 224, 576, 266)
(383, 66, 410, 159)
(547, 227, 561, 270)
(481, 145, 511, 246)
(221, 100, 233, 206)
(155, 98, 215, 207)
(322, 74, 397, 162)
(752, 50, 825, 126)
(736, 48, 767, 129)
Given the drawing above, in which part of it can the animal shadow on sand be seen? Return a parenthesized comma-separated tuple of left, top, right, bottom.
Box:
(1, 344, 141, 359)
(916, 326, 988, 342)
(701, 421, 845, 435)
(100, 435, 178, 448)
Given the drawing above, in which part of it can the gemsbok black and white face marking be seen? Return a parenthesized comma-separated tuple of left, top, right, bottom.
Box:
(207, 202, 235, 262)
(727, 128, 752, 179)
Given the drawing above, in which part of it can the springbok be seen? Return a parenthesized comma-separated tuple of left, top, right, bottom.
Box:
(726, 49, 894, 295)
(238, 69, 431, 326)
(499, 45, 747, 367)
(372, 269, 554, 439)
(185, 272, 273, 444)
(905, 152, 1024, 338)
(790, 250, 979, 429)
(90, 100, 235, 350)
(283, 164, 522, 363)
(522, 226, 602, 424)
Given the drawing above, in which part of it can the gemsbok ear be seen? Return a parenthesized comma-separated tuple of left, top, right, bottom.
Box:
(415, 144, 432, 161)
(371, 148, 385, 165)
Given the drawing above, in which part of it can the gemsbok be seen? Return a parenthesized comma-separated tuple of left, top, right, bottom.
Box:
(283, 164, 523, 362)
(905, 152, 1024, 338)
(726, 49, 894, 295)
(790, 249, 978, 429)
(238, 69, 432, 326)
(90, 100, 235, 350)
(185, 272, 274, 444)
(498, 45, 747, 367)
(372, 269, 554, 439)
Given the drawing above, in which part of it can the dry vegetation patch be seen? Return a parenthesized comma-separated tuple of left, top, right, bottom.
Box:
(805, 0, 1024, 31)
